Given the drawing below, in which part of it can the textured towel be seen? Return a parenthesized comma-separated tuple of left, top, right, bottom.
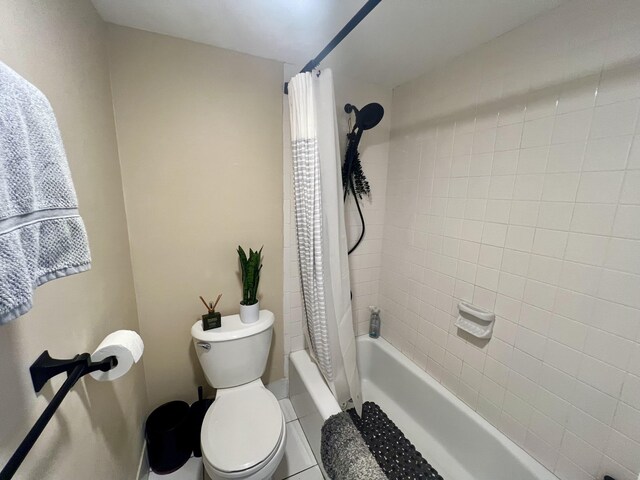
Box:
(0, 61, 91, 324)
(321, 412, 387, 480)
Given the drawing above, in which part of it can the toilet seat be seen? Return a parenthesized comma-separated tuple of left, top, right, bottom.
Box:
(201, 381, 285, 476)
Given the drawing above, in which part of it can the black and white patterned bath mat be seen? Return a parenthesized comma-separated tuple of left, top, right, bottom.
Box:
(348, 401, 443, 480)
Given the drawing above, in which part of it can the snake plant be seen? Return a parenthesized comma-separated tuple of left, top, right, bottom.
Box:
(237, 246, 263, 306)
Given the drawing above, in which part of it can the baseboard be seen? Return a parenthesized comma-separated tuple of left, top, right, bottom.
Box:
(267, 378, 289, 400)
(136, 440, 149, 480)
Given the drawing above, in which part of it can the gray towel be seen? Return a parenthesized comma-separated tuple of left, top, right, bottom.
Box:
(0, 61, 91, 324)
(321, 412, 387, 480)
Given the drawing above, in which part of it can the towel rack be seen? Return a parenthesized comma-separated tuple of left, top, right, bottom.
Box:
(0, 351, 117, 480)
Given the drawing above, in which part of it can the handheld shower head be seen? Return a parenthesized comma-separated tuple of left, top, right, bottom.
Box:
(344, 102, 384, 131)
(342, 101, 384, 257)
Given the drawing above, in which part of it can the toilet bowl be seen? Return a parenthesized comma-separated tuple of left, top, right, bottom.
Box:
(192, 311, 286, 480)
(201, 380, 286, 480)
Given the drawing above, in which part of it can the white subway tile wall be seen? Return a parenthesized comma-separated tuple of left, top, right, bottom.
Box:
(380, 1, 640, 480)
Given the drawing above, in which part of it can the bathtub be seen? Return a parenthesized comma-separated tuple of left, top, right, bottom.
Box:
(289, 335, 558, 480)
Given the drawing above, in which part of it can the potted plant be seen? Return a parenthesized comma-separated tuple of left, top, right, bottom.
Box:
(237, 245, 262, 324)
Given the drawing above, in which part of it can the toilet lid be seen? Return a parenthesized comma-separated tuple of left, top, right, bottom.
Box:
(202, 385, 283, 473)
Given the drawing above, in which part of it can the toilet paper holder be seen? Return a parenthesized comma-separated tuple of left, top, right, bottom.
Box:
(29, 350, 118, 393)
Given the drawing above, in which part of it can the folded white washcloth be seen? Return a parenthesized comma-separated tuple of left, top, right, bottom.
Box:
(0, 61, 91, 324)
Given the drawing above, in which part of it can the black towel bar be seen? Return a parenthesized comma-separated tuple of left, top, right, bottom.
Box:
(0, 351, 117, 480)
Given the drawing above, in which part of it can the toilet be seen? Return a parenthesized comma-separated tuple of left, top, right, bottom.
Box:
(191, 310, 286, 480)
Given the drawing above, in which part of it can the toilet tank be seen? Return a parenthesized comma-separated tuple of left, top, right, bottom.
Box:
(191, 310, 274, 389)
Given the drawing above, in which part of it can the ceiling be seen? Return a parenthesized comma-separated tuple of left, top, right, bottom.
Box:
(91, 0, 563, 88)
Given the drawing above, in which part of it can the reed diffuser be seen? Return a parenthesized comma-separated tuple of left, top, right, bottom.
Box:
(200, 294, 222, 330)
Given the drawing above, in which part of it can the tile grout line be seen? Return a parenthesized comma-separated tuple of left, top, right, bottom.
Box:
(283, 465, 320, 480)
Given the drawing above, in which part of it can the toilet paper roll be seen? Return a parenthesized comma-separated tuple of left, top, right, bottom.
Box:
(90, 330, 144, 382)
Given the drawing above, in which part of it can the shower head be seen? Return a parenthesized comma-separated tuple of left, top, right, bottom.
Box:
(344, 102, 384, 131)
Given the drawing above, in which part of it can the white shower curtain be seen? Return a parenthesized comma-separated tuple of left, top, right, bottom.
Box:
(288, 69, 362, 413)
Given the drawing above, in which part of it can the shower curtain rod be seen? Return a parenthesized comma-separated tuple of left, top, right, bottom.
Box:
(284, 0, 383, 94)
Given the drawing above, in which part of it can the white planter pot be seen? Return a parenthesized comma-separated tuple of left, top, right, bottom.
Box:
(239, 302, 260, 324)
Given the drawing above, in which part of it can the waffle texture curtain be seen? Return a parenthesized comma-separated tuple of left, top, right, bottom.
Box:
(288, 69, 362, 413)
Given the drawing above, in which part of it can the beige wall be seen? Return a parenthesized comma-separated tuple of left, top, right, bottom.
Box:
(108, 26, 284, 408)
(0, 1, 148, 479)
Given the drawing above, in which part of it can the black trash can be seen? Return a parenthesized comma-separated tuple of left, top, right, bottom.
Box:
(145, 401, 192, 474)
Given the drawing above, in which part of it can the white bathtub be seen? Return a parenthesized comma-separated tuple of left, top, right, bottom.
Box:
(289, 335, 558, 480)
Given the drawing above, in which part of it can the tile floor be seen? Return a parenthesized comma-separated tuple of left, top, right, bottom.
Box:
(148, 399, 323, 480)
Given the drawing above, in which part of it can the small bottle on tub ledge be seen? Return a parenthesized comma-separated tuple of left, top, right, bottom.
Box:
(369, 306, 381, 338)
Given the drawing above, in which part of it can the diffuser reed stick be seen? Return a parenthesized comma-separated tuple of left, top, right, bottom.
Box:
(211, 294, 222, 312)
(199, 296, 211, 312)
